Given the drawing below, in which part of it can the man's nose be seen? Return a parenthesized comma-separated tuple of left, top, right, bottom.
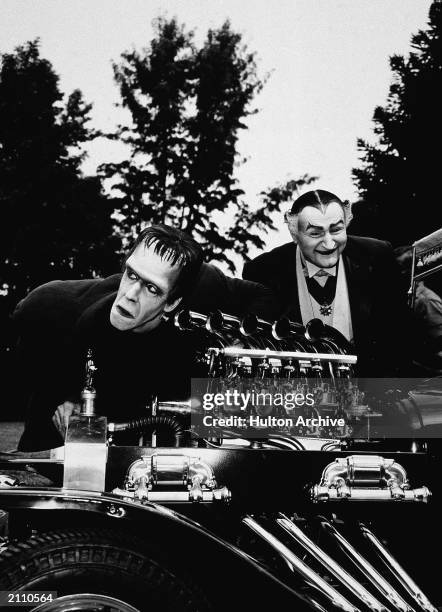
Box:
(322, 233, 335, 249)
(125, 281, 142, 301)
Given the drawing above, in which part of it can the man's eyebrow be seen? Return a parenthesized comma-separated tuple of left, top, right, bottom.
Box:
(125, 263, 140, 278)
(306, 219, 344, 231)
(306, 223, 325, 231)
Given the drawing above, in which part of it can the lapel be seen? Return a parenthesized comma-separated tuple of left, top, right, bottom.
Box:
(343, 237, 375, 345)
(285, 244, 302, 321)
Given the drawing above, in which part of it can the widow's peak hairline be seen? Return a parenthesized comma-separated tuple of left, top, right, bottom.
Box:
(141, 235, 189, 267)
(288, 200, 351, 216)
(289, 189, 352, 216)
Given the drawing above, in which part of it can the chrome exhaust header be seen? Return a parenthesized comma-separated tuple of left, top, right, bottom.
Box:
(360, 522, 438, 612)
(276, 514, 388, 612)
(319, 517, 413, 612)
(242, 515, 359, 612)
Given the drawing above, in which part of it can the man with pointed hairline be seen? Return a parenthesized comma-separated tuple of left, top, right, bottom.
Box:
(15, 224, 279, 451)
(243, 189, 410, 375)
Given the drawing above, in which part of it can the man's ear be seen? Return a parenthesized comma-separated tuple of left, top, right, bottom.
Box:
(285, 211, 298, 243)
(164, 296, 182, 314)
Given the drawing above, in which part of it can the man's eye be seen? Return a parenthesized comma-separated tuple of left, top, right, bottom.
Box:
(331, 227, 344, 234)
(127, 270, 138, 281)
(146, 284, 159, 295)
(309, 232, 322, 238)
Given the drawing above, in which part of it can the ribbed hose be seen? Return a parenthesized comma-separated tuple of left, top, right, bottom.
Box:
(111, 415, 185, 446)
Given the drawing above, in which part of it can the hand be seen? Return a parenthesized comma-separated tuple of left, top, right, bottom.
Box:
(52, 401, 81, 439)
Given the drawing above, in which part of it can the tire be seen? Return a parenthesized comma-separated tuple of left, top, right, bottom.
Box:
(0, 528, 212, 612)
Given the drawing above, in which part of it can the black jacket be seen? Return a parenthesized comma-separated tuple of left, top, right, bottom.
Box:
(15, 264, 278, 450)
(243, 236, 411, 376)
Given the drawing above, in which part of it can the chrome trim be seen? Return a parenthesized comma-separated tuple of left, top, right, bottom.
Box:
(112, 488, 230, 503)
(64, 416, 107, 492)
(313, 487, 431, 502)
(276, 514, 388, 612)
(174, 309, 208, 331)
(312, 456, 431, 503)
(242, 515, 359, 612)
(209, 347, 357, 364)
(360, 522, 438, 612)
(122, 454, 228, 503)
(320, 517, 414, 612)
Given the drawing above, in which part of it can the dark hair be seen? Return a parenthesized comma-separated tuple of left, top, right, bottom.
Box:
(290, 189, 353, 224)
(124, 225, 203, 302)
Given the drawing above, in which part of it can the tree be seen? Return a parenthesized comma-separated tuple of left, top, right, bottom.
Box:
(0, 40, 120, 302)
(0, 40, 121, 417)
(102, 18, 293, 271)
(352, 2, 442, 245)
(234, 174, 318, 260)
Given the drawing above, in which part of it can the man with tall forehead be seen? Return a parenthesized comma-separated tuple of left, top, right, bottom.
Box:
(243, 190, 409, 375)
(15, 225, 279, 451)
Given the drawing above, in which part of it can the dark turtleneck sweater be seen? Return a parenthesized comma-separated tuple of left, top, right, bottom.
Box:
(15, 267, 278, 451)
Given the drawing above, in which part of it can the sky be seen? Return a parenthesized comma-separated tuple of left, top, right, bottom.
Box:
(0, 0, 433, 254)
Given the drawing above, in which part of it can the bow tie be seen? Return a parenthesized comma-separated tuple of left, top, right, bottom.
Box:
(306, 272, 337, 305)
(314, 269, 330, 286)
